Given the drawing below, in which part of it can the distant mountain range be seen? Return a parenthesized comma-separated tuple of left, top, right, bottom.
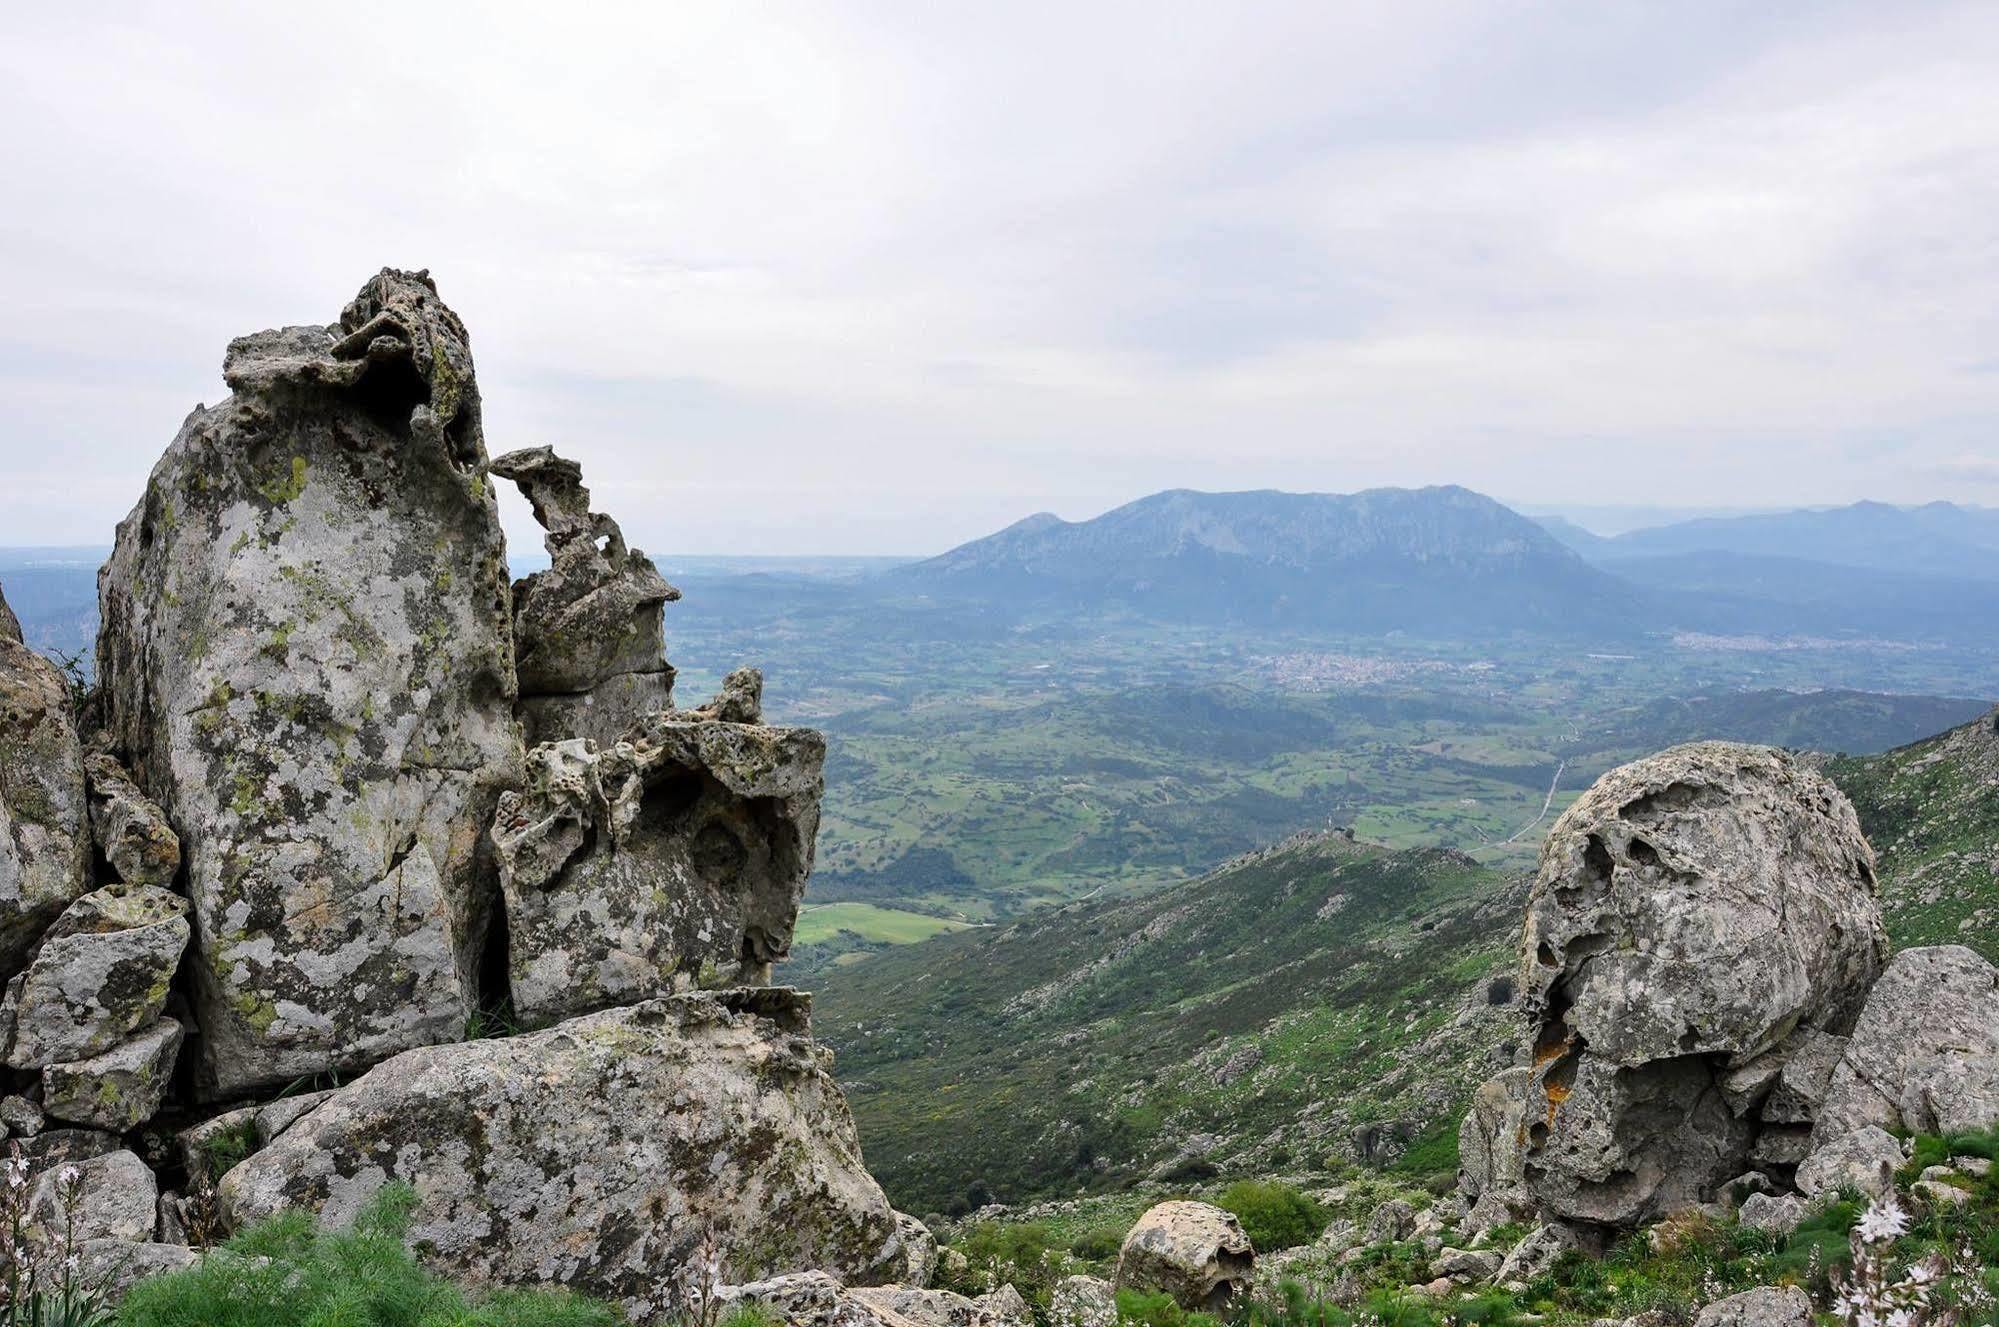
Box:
(892, 486, 1631, 634)
(1539, 499, 1999, 581)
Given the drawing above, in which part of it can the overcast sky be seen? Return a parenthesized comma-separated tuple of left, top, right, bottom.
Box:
(5, 2, 1997, 554)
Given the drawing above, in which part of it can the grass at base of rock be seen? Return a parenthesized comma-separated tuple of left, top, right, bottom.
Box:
(116, 1183, 620, 1327)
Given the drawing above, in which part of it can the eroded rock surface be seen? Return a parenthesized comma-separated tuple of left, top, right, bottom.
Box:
(1116, 1201, 1254, 1312)
(218, 990, 901, 1319)
(95, 269, 522, 1095)
(1519, 743, 1886, 1228)
(491, 445, 677, 747)
(491, 709, 824, 1025)
(0, 586, 90, 973)
(1812, 944, 1999, 1142)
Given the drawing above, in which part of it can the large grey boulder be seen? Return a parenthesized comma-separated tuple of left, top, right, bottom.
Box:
(1518, 743, 1885, 1227)
(490, 446, 677, 747)
(82, 754, 180, 889)
(1813, 945, 1999, 1141)
(1116, 1201, 1254, 1313)
(491, 709, 825, 1026)
(218, 990, 901, 1320)
(5, 886, 188, 1067)
(0, 589, 90, 975)
(94, 269, 523, 1096)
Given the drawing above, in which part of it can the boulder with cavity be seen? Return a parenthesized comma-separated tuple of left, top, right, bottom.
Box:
(490, 704, 824, 1026)
(94, 268, 523, 1096)
(1518, 743, 1886, 1228)
(1116, 1200, 1254, 1313)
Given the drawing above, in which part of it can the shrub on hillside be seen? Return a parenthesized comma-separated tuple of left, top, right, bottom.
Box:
(1216, 1181, 1327, 1251)
(116, 1183, 620, 1327)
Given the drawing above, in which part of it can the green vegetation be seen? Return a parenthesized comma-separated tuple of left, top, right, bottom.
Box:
(116, 1184, 619, 1327)
(1216, 1182, 1328, 1252)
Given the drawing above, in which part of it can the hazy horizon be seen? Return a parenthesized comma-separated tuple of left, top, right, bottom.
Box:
(8, 3, 1999, 554)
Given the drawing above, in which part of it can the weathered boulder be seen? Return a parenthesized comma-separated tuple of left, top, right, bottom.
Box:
(1494, 1222, 1582, 1284)
(1519, 744, 1885, 1227)
(41, 1017, 184, 1130)
(1435, 1247, 1502, 1282)
(1457, 1067, 1530, 1230)
(0, 1093, 44, 1137)
(848, 1284, 1032, 1327)
(1736, 1192, 1808, 1236)
(491, 710, 824, 1026)
(1116, 1201, 1254, 1312)
(1813, 945, 1999, 1141)
(1795, 1125, 1902, 1199)
(1049, 1275, 1119, 1327)
(721, 1271, 1019, 1327)
(94, 268, 523, 1096)
(218, 990, 901, 1319)
(895, 1212, 939, 1288)
(1363, 1197, 1416, 1244)
(82, 754, 180, 889)
(28, 1148, 158, 1242)
(4, 886, 188, 1067)
(1720, 1029, 1845, 1125)
(77, 1240, 200, 1302)
(1692, 1286, 1813, 1327)
(491, 446, 677, 747)
(0, 586, 90, 974)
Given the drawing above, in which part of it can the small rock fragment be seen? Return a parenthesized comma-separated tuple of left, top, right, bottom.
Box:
(81, 754, 180, 889)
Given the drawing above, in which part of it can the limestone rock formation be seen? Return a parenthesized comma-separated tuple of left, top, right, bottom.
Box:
(491, 445, 678, 747)
(1518, 743, 1886, 1228)
(4, 885, 188, 1067)
(1116, 1201, 1255, 1312)
(490, 709, 824, 1025)
(1811, 945, 1999, 1142)
(95, 268, 522, 1095)
(82, 754, 179, 889)
(0, 585, 90, 973)
(218, 990, 902, 1318)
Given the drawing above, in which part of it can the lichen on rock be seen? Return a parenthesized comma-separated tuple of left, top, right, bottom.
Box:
(0, 583, 91, 974)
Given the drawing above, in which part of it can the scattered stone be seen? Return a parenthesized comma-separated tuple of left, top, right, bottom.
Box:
(1496, 1223, 1582, 1284)
(1736, 1193, 1808, 1237)
(1116, 1200, 1255, 1312)
(1365, 1197, 1416, 1244)
(1435, 1246, 1502, 1282)
(1814, 945, 1999, 1141)
(219, 991, 901, 1320)
(1796, 1126, 1903, 1199)
(4, 886, 189, 1067)
(0, 585, 90, 973)
(0, 1094, 44, 1138)
(1911, 1179, 1971, 1209)
(28, 1148, 157, 1242)
(490, 712, 826, 1026)
(1692, 1285, 1813, 1327)
(95, 268, 524, 1096)
(81, 754, 179, 889)
(1314, 1217, 1358, 1253)
(1049, 1274, 1119, 1327)
(41, 1017, 184, 1130)
(1519, 744, 1886, 1228)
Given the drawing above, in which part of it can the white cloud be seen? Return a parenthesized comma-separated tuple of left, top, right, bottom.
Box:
(3, 1, 1997, 552)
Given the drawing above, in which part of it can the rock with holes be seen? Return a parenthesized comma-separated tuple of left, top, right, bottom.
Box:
(1518, 743, 1886, 1228)
(1812, 945, 1999, 1142)
(82, 754, 180, 889)
(216, 990, 902, 1320)
(1116, 1201, 1255, 1313)
(94, 269, 523, 1096)
(5, 886, 188, 1068)
(490, 707, 824, 1027)
(491, 446, 677, 747)
(0, 582, 91, 976)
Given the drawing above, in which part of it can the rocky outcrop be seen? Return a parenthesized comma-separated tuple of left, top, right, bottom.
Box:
(490, 708, 824, 1024)
(0, 584, 90, 973)
(95, 269, 522, 1095)
(1116, 1201, 1254, 1312)
(1518, 743, 1886, 1228)
(218, 990, 901, 1319)
(1811, 944, 1999, 1142)
(491, 445, 678, 748)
